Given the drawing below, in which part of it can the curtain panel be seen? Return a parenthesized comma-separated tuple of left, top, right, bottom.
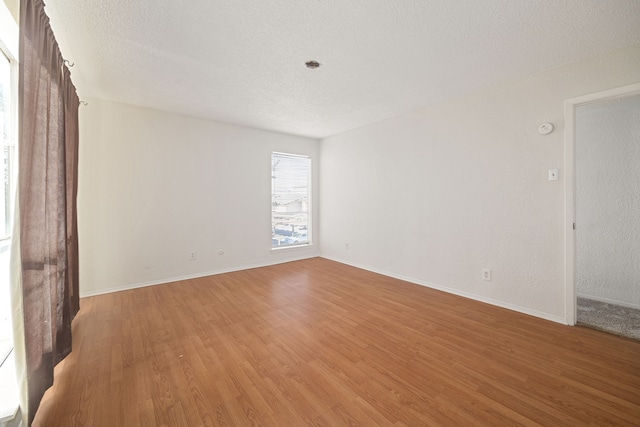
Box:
(17, 0, 80, 424)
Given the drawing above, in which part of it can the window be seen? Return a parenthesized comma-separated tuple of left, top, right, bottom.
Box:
(271, 152, 311, 248)
(1, 52, 13, 241)
(0, 5, 18, 421)
(0, 5, 17, 366)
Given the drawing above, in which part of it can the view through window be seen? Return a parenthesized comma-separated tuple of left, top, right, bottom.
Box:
(271, 153, 310, 248)
(0, 49, 15, 363)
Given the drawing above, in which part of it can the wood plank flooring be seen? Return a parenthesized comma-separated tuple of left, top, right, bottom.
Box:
(33, 258, 640, 426)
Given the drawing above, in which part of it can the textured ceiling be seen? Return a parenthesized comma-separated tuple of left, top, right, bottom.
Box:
(44, 0, 640, 139)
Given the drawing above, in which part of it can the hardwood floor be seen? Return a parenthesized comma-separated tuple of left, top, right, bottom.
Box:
(33, 258, 640, 426)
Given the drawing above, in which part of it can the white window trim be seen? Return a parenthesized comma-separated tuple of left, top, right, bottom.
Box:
(271, 152, 312, 250)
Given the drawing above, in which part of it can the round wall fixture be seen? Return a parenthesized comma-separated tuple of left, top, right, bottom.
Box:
(538, 122, 554, 135)
(305, 60, 321, 69)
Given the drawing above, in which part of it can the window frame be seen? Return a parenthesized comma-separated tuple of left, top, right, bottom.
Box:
(1, 49, 16, 242)
(0, 4, 19, 423)
(271, 151, 312, 249)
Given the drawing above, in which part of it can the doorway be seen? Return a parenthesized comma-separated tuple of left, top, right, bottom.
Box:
(564, 83, 640, 339)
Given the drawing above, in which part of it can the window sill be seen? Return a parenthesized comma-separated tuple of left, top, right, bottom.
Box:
(270, 243, 314, 252)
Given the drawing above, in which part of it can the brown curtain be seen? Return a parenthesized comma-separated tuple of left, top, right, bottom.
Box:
(17, 0, 80, 424)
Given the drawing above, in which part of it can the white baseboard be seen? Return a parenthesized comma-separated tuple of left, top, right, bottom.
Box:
(80, 254, 318, 298)
(321, 256, 567, 325)
(577, 293, 640, 310)
(80, 254, 568, 325)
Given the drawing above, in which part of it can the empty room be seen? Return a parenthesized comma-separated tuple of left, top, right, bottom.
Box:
(1, 0, 639, 426)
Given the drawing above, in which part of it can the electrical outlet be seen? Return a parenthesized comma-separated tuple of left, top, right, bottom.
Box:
(189, 251, 197, 261)
(482, 269, 491, 281)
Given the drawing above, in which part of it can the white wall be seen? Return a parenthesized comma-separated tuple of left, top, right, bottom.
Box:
(320, 43, 640, 323)
(1, 0, 17, 23)
(576, 94, 640, 308)
(78, 99, 319, 296)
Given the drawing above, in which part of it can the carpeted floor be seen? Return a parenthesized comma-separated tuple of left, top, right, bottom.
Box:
(577, 297, 640, 341)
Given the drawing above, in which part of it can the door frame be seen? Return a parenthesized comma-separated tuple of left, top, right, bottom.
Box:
(564, 82, 640, 325)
